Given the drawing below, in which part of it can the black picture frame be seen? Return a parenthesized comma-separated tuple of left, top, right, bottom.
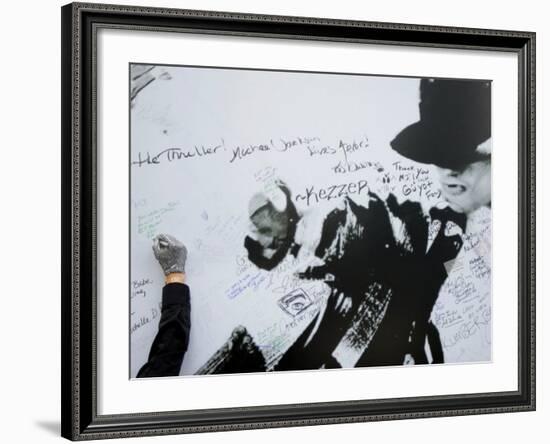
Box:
(61, 2, 536, 440)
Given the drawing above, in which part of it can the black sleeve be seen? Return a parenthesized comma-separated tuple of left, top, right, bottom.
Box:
(136, 283, 191, 378)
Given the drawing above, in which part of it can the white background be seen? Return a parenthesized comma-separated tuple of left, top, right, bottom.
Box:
(0, 0, 545, 443)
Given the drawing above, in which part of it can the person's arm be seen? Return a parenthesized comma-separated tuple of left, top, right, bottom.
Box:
(136, 234, 190, 378)
(137, 278, 191, 378)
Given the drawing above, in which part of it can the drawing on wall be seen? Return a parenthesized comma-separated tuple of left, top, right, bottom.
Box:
(129, 63, 492, 378)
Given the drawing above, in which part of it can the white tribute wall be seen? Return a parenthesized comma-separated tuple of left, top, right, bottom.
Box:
(129, 65, 491, 377)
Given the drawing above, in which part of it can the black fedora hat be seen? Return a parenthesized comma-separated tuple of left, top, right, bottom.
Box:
(390, 78, 491, 170)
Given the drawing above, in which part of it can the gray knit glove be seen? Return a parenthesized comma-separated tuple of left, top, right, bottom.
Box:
(152, 234, 187, 275)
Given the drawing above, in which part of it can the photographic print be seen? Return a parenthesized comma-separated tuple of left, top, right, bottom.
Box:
(129, 63, 492, 378)
(62, 5, 535, 438)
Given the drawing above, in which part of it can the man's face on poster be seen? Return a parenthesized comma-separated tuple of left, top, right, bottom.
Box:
(250, 204, 290, 249)
(435, 158, 491, 215)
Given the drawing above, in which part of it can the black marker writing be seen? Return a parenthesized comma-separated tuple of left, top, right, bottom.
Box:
(295, 180, 368, 206)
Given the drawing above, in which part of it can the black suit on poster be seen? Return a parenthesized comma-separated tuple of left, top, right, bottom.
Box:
(273, 196, 466, 371)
